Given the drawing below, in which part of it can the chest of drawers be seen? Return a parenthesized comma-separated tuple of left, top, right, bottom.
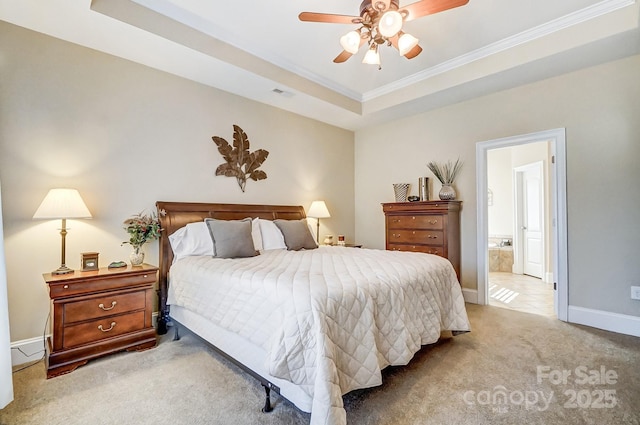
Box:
(382, 200, 461, 281)
(44, 264, 158, 378)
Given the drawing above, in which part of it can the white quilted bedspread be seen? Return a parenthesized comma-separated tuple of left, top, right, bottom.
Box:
(168, 246, 470, 425)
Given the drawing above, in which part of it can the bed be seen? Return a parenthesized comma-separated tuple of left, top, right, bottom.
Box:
(155, 201, 470, 425)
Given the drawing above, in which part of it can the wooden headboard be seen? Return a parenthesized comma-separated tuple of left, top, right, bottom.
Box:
(154, 201, 306, 334)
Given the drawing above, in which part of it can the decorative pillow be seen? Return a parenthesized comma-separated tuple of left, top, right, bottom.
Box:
(168, 221, 214, 260)
(205, 218, 257, 259)
(258, 219, 287, 251)
(274, 219, 319, 251)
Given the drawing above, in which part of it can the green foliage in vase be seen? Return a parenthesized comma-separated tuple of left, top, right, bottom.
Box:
(427, 158, 463, 184)
(212, 125, 269, 192)
(122, 211, 161, 248)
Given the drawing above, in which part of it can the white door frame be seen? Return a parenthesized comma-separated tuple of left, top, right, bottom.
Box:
(476, 129, 568, 321)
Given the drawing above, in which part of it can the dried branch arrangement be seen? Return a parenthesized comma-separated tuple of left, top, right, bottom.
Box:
(212, 125, 269, 192)
(427, 158, 463, 184)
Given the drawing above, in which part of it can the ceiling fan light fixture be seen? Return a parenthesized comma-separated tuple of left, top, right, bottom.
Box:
(362, 45, 380, 65)
(340, 30, 361, 54)
(378, 10, 403, 37)
(398, 32, 419, 56)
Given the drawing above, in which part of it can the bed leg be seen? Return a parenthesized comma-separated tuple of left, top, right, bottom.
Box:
(173, 323, 180, 341)
(261, 384, 274, 413)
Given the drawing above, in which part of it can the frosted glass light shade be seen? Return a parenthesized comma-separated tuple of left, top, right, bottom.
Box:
(398, 33, 419, 56)
(307, 200, 331, 218)
(340, 30, 361, 54)
(378, 11, 403, 37)
(33, 188, 92, 219)
(362, 46, 380, 65)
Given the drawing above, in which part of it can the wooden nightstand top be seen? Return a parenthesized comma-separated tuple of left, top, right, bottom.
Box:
(43, 263, 158, 283)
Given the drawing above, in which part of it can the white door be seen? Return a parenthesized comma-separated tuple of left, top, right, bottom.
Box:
(519, 163, 544, 278)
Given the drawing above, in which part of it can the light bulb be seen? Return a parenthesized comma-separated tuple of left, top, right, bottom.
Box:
(340, 30, 361, 54)
(378, 10, 403, 37)
(398, 33, 419, 56)
(362, 45, 380, 65)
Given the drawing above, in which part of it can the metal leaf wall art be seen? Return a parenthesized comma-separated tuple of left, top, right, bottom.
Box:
(212, 124, 269, 192)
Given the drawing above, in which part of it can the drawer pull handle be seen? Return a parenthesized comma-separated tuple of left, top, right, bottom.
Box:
(429, 220, 438, 225)
(392, 219, 400, 223)
(98, 301, 117, 311)
(393, 234, 401, 238)
(428, 235, 438, 239)
(98, 322, 116, 332)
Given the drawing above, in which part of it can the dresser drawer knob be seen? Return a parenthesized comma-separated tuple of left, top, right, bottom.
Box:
(412, 216, 416, 220)
(63, 285, 69, 289)
(98, 301, 117, 311)
(143, 275, 148, 278)
(412, 231, 416, 235)
(98, 322, 116, 332)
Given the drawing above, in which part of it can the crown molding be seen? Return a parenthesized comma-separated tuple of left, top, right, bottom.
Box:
(362, 0, 636, 102)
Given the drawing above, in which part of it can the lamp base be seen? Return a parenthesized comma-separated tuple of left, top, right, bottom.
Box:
(52, 265, 74, 275)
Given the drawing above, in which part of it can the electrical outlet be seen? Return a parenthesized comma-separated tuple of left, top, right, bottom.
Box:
(631, 286, 640, 301)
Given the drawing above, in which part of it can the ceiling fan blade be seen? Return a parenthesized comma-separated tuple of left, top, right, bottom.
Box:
(333, 50, 354, 63)
(401, 0, 469, 22)
(299, 12, 361, 24)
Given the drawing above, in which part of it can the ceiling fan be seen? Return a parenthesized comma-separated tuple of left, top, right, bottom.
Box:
(299, 0, 469, 67)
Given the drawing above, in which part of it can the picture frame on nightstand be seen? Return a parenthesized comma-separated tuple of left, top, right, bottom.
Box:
(81, 252, 99, 271)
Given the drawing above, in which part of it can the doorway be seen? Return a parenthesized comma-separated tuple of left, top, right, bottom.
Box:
(476, 129, 568, 321)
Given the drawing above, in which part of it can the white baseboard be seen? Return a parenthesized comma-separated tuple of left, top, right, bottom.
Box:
(11, 312, 161, 367)
(462, 288, 478, 304)
(568, 305, 640, 337)
(10, 336, 47, 367)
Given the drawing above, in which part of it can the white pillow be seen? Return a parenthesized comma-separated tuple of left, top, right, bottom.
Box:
(251, 218, 263, 252)
(168, 221, 214, 260)
(258, 219, 287, 251)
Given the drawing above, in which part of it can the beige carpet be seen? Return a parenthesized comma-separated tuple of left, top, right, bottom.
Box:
(1, 304, 639, 425)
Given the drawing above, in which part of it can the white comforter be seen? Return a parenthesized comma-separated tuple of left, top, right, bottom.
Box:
(168, 246, 470, 425)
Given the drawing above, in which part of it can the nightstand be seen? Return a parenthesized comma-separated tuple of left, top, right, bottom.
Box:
(43, 264, 158, 378)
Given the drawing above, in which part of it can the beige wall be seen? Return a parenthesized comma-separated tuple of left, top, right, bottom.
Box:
(0, 22, 355, 341)
(355, 54, 640, 318)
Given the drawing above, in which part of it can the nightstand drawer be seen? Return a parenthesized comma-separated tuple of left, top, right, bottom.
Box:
(64, 291, 146, 323)
(63, 311, 146, 349)
(387, 215, 444, 230)
(387, 229, 444, 245)
(49, 272, 156, 298)
(389, 245, 443, 256)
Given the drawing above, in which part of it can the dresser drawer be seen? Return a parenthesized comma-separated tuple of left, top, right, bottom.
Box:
(388, 245, 443, 256)
(387, 215, 444, 230)
(64, 291, 146, 324)
(387, 229, 444, 245)
(49, 272, 156, 299)
(63, 311, 146, 349)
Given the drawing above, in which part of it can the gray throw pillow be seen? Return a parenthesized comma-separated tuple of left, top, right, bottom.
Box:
(273, 219, 318, 251)
(205, 218, 257, 258)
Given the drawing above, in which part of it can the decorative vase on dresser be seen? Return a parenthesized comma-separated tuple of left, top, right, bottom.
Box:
(382, 200, 461, 282)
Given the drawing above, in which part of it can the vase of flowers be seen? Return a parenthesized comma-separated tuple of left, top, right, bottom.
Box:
(122, 211, 161, 266)
(427, 158, 463, 200)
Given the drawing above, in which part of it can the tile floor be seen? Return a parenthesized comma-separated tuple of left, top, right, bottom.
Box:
(488, 272, 555, 317)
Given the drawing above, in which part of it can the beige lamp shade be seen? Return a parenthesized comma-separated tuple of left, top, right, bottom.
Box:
(33, 188, 92, 219)
(307, 201, 331, 219)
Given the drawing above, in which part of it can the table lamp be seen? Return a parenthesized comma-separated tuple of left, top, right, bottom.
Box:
(307, 200, 331, 243)
(33, 188, 92, 275)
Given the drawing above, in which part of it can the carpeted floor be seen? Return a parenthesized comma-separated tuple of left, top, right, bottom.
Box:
(1, 304, 639, 425)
